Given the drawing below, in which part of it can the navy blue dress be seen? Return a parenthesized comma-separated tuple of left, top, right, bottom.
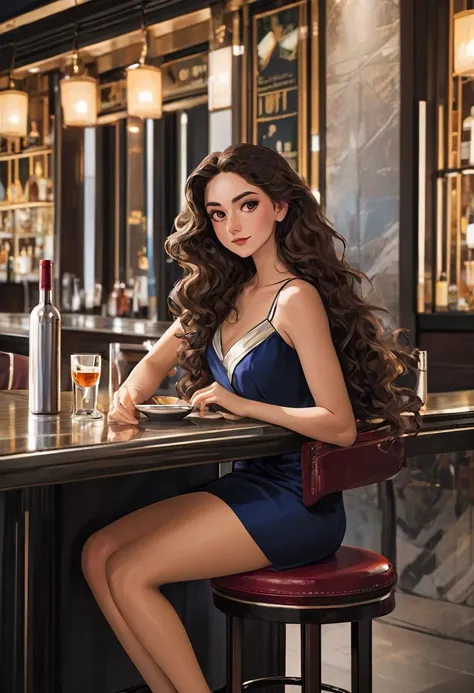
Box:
(200, 278, 346, 570)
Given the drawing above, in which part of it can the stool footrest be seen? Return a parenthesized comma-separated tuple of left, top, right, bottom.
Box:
(241, 677, 349, 692)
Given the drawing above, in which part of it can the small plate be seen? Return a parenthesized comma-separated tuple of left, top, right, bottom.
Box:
(135, 403, 193, 421)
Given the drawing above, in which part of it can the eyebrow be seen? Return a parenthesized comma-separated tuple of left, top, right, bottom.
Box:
(205, 191, 258, 208)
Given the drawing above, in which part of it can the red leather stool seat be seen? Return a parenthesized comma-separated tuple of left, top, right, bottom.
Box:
(212, 546, 396, 608)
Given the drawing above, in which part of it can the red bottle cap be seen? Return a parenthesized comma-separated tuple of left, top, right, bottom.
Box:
(40, 259, 53, 290)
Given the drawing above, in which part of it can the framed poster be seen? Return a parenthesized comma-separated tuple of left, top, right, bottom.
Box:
(252, 1, 307, 177)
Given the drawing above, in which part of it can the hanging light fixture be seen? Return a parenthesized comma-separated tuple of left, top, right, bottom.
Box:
(208, 45, 233, 112)
(0, 44, 28, 138)
(208, 12, 232, 112)
(454, 10, 474, 76)
(126, 14, 162, 120)
(60, 31, 98, 127)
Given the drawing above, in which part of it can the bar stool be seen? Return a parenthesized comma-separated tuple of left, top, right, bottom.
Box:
(211, 427, 405, 693)
(0, 351, 28, 390)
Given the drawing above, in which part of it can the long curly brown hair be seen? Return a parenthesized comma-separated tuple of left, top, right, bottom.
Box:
(165, 143, 421, 435)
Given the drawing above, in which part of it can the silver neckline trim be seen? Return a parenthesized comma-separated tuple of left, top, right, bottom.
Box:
(212, 319, 276, 382)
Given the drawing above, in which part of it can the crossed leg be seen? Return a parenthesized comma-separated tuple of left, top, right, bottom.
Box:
(82, 491, 271, 693)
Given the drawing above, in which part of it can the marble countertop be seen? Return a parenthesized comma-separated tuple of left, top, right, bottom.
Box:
(1, 390, 474, 491)
(0, 313, 170, 339)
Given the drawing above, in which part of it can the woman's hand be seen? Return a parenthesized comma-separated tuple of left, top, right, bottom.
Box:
(107, 423, 140, 442)
(108, 384, 144, 425)
(190, 382, 248, 418)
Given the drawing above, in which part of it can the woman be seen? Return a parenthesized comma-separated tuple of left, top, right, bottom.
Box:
(82, 144, 420, 693)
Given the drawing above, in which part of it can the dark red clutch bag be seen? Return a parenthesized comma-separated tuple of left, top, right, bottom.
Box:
(300, 425, 406, 507)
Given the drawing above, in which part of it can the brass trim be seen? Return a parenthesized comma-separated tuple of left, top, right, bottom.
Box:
(0, 0, 91, 35)
(454, 77, 462, 289)
(12, 10, 210, 77)
(114, 122, 120, 283)
(212, 586, 394, 611)
(162, 94, 208, 113)
(23, 508, 30, 693)
(310, 0, 319, 194)
(417, 100, 427, 313)
(253, 0, 303, 21)
(242, 2, 249, 142)
(299, 0, 308, 181)
(7, 353, 14, 391)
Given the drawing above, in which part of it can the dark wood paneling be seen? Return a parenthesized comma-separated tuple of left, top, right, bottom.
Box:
(59, 125, 84, 283)
(419, 331, 474, 392)
(0, 0, 210, 71)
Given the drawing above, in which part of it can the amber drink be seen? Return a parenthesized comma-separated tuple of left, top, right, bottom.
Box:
(71, 353, 102, 419)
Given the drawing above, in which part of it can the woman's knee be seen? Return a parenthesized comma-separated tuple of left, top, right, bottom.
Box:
(106, 547, 146, 602)
(81, 529, 118, 584)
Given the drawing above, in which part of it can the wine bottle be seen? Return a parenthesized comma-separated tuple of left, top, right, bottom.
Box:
(29, 259, 61, 414)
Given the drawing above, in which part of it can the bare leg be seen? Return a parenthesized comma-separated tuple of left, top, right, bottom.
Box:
(104, 491, 271, 693)
(82, 507, 179, 692)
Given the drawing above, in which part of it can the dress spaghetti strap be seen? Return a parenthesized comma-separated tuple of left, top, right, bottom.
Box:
(267, 278, 300, 323)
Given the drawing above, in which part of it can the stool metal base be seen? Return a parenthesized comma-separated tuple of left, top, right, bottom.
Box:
(226, 618, 373, 693)
(242, 677, 348, 692)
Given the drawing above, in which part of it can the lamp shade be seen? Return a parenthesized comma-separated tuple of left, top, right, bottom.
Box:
(0, 89, 28, 137)
(127, 65, 162, 119)
(60, 74, 98, 127)
(454, 10, 474, 76)
(208, 46, 232, 112)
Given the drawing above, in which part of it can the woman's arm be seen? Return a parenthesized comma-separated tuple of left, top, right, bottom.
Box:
(191, 281, 357, 446)
(242, 280, 357, 446)
(123, 318, 183, 403)
(109, 319, 183, 423)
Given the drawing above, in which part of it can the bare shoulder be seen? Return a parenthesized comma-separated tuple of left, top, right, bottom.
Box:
(278, 279, 328, 323)
(272, 279, 329, 347)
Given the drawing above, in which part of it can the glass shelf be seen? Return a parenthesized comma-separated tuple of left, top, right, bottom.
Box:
(0, 201, 54, 211)
(437, 166, 474, 177)
(0, 147, 52, 162)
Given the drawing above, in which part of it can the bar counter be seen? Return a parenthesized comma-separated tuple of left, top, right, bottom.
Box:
(1, 390, 474, 490)
(0, 312, 168, 341)
(1, 390, 474, 693)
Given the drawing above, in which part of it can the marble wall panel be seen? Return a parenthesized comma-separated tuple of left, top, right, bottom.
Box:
(326, 0, 401, 324)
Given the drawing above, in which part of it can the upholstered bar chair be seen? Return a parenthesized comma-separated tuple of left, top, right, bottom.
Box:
(0, 351, 29, 390)
(211, 426, 405, 693)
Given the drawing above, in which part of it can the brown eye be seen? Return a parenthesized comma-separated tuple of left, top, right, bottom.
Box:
(243, 200, 259, 211)
(209, 210, 226, 221)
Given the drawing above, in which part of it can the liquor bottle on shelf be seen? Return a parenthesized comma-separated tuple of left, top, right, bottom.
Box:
(7, 176, 24, 203)
(448, 283, 459, 311)
(132, 278, 140, 318)
(0, 241, 8, 266)
(46, 175, 53, 202)
(29, 259, 61, 414)
(25, 168, 39, 203)
(435, 271, 448, 312)
(117, 282, 130, 317)
(461, 106, 474, 165)
(71, 277, 82, 312)
(93, 283, 103, 315)
(18, 248, 31, 274)
(6, 255, 15, 282)
(36, 163, 48, 201)
(107, 281, 120, 317)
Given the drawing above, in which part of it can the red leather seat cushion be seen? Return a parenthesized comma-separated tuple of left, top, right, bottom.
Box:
(0, 352, 28, 390)
(212, 546, 396, 607)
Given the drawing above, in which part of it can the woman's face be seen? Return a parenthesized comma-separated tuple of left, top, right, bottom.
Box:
(204, 172, 287, 258)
